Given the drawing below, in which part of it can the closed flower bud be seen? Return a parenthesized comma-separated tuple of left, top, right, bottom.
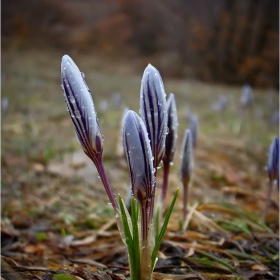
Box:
(123, 110, 155, 202)
(61, 55, 103, 162)
(267, 136, 279, 182)
(140, 64, 167, 169)
(164, 93, 178, 165)
(180, 129, 193, 185)
(189, 114, 198, 147)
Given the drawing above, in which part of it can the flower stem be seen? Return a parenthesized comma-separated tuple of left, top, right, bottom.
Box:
(262, 179, 274, 222)
(183, 179, 190, 223)
(95, 157, 119, 209)
(161, 162, 170, 206)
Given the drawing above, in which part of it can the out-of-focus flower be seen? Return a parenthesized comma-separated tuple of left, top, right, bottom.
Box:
(263, 136, 279, 222)
(123, 110, 155, 203)
(189, 114, 198, 147)
(212, 95, 228, 112)
(180, 129, 193, 222)
(240, 84, 254, 108)
(180, 129, 193, 186)
(61, 55, 103, 162)
(140, 64, 167, 169)
(267, 136, 279, 182)
(99, 99, 108, 113)
(163, 93, 178, 166)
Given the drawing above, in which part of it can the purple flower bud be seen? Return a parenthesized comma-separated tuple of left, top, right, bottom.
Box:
(180, 129, 193, 185)
(189, 114, 198, 147)
(163, 93, 178, 165)
(61, 55, 103, 162)
(140, 64, 167, 169)
(123, 110, 155, 202)
(267, 136, 279, 182)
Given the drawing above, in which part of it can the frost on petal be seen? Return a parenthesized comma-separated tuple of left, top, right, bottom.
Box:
(61, 55, 103, 160)
(140, 64, 168, 169)
(123, 110, 154, 201)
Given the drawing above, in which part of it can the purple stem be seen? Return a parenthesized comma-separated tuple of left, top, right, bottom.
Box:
(262, 179, 274, 223)
(140, 199, 149, 241)
(148, 169, 157, 222)
(161, 162, 170, 205)
(95, 157, 119, 209)
(183, 180, 190, 223)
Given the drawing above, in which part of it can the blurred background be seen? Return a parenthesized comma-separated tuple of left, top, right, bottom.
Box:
(2, 0, 279, 88)
(1, 0, 279, 221)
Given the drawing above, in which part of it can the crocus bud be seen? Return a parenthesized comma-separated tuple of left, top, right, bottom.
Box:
(189, 114, 198, 147)
(123, 110, 155, 202)
(163, 93, 178, 165)
(61, 55, 118, 209)
(61, 55, 103, 162)
(140, 64, 167, 169)
(180, 129, 193, 186)
(267, 136, 279, 182)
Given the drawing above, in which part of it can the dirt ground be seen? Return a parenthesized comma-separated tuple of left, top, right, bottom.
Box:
(1, 47, 279, 279)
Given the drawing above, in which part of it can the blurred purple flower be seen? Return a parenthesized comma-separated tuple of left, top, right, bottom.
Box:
(240, 84, 254, 108)
(267, 136, 279, 182)
(180, 129, 193, 186)
(180, 129, 193, 221)
(140, 64, 167, 169)
(189, 114, 198, 147)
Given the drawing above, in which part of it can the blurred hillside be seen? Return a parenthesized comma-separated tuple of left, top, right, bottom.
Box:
(2, 0, 279, 88)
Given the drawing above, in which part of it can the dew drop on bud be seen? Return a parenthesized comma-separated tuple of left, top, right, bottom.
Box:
(69, 96, 76, 103)
(74, 110, 81, 119)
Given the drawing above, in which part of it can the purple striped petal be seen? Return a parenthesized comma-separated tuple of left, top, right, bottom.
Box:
(267, 136, 279, 182)
(123, 110, 155, 202)
(140, 64, 167, 169)
(163, 93, 178, 165)
(180, 129, 193, 184)
(61, 55, 103, 162)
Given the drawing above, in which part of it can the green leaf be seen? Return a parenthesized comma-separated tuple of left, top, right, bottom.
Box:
(151, 188, 179, 269)
(118, 195, 140, 280)
(53, 274, 76, 280)
(34, 232, 48, 241)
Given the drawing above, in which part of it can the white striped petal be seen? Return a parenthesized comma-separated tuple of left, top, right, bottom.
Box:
(140, 64, 167, 168)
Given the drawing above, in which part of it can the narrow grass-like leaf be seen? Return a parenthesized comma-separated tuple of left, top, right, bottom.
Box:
(130, 197, 141, 279)
(151, 187, 179, 269)
(219, 202, 270, 230)
(213, 217, 252, 237)
(118, 195, 139, 280)
(195, 249, 237, 273)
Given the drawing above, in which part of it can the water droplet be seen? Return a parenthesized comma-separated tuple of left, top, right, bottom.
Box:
(81, 72, 85, 79)
(69, 96, 75, 103)
(74, 110, 81, 118)
(166, 127, 169, 135)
